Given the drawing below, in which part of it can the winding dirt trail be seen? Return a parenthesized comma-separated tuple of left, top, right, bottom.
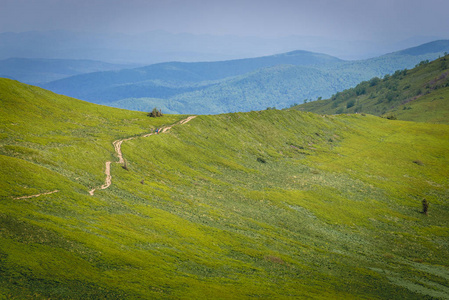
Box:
(13, 190, 59, 200)
(89, 116, 196, 196)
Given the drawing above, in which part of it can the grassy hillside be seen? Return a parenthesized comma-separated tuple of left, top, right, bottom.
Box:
(294, 54, 449, 123)
(42, 40, 449, 114)
(0, 79, 184, 198)
(1, 79, 449, 298)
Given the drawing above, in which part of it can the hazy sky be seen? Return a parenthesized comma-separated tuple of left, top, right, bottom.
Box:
(1, 0, 449, 41)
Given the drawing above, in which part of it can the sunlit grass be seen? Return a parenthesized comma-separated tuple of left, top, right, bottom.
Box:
(1, 79, 448, 299)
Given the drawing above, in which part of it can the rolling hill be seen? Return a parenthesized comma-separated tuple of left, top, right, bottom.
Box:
(41, 40, 449, 114)
(1, 78, 448, 298)
(293, 54, 449, 123)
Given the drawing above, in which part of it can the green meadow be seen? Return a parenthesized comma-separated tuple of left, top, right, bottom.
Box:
(1, 78, 448, 299)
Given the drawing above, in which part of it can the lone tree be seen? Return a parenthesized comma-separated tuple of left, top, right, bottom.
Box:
(148, 108, 163, 118)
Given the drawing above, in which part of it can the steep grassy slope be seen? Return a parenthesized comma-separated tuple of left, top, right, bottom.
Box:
(1, 79, 449, 299)
(0, 78, 184, 198)
(294, 55, 449, 123)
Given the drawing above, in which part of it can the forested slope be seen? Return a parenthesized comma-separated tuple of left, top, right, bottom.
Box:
(294, 54, 449, 123)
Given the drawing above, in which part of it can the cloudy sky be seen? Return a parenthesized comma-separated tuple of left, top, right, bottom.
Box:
(1, 0, 449, 42)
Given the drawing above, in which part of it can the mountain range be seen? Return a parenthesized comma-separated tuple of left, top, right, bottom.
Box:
(39, 40, 449, 114)
(0, 57, 136, 85)
(1, 30, 444, 64)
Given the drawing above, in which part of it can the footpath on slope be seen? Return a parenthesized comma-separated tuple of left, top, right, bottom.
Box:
(89, 116, 196, 196)
(13, 190, 59, 200)
(12, 116, 196, 200)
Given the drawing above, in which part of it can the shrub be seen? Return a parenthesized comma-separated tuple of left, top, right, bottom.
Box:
(257, 157, 267, 163)
(416, 60, 430, 68)
(386, 91, 396, 102)
(331, 92, 340, 101)
(148, 108, 163, 118)
(355, 86, 366, 96)
(122, 160, 129, 170)
(369, 77, 381, 87)
(421, 199, 429, 215)
(382, 114, 397, 120)
(413, 160, 424, 166)
(346, 100, 356, 109)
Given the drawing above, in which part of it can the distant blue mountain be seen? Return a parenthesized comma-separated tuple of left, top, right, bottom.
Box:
(395, 40, 449, 56)
(0, 58, 136, 84)
(43, 40, 449, 114)
(1, 30, 446, 64)
(42, 50, 342, 102)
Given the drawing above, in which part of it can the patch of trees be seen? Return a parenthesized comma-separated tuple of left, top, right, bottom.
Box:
(415, 60, 430, 68)
(346, 100, 356, 109)
(369, 77, 381, 87)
